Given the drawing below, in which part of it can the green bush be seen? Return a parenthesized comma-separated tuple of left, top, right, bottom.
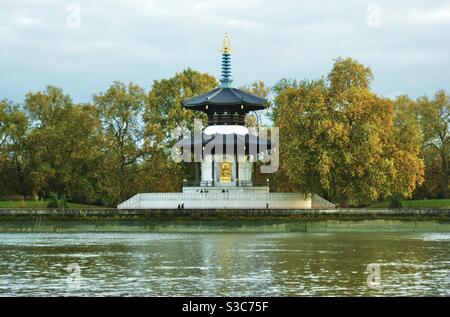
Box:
(389, 194, 403, 209)
(46, 192, 68, 208)
(60, 194, 68, 208)
(47, 192, 59, 208)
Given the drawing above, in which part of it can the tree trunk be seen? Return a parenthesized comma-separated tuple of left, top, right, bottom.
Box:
(339, 194, 349, 208)
(440, 150, 449, 198)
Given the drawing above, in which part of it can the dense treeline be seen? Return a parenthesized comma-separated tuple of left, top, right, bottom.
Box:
(0, 69, 216, 206)
(0, 59, 448, 207)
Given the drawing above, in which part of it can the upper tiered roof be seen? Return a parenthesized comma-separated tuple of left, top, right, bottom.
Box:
(182, 34, 268, 125)
(182, 87, 267, 109)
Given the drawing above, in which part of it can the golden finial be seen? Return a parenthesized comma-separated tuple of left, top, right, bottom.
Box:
(220, 33, 233, 54)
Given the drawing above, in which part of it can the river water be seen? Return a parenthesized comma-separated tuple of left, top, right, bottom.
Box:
(0, 231, 449, 296)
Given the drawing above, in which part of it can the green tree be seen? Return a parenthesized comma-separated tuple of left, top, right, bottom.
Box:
(416, 90, 450, 198)
(0, 100, 29, 196)
(144, 68, 217, 191)
(135, 150, 184, 193)
(241, 80, 271, 99)
(93, 81, 147, 204)
(240, 80, 271, 127)
(25, 86, 104, 203)
(145, 68, 217, 149)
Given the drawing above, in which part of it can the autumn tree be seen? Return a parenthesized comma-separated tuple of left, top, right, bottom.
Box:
(385, 95, 424, 200)
(328, 57, 373, 96)
(272, 80, 331, 195)
(273, 58, 424, 206)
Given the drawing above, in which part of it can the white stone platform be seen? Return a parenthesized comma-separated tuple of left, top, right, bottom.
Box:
(117, 191, 335, 209)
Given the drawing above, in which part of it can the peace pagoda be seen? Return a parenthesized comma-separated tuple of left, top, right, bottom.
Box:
(118, 35, 333, 209)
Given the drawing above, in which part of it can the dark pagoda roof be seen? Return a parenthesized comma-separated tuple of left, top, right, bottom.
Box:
(182, 35, 268, 126)
(182, 87, 267, 111)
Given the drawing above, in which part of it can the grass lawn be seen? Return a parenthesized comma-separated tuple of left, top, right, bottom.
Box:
(0, 200, 103, 208)
(370, 199, 450, 209)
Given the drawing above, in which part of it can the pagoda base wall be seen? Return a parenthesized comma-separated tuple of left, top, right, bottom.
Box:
(118, 192, 335, 209)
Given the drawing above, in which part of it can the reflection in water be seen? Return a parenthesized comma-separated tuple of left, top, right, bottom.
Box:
(0, 232, 448, 296)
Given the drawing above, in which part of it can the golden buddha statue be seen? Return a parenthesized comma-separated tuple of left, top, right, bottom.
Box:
(220, 162, 232, 182)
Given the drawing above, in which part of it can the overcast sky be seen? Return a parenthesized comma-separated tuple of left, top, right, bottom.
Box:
(1, 0, 449, 103)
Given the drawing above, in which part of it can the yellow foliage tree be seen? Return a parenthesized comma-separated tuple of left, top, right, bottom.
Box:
(273, 58, 424, 207)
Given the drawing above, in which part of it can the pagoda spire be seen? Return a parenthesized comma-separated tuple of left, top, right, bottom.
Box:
(219, 33, 233, 88)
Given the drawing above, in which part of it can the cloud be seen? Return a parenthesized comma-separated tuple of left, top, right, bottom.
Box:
(387, 1, 450, 25)
(0, 0, 449, 103)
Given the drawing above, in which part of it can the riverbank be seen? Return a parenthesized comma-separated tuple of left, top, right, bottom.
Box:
(0, 208, 449, 221)
(370, 199, 450, 209)
(2, 218, 450, 233)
